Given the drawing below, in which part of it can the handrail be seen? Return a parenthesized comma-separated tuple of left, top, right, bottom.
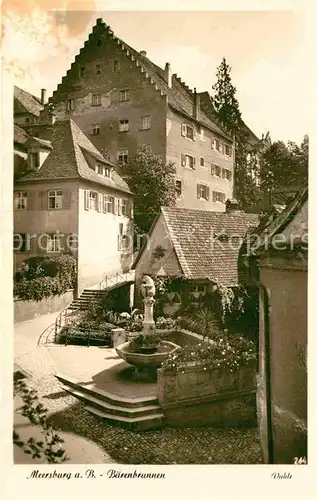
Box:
(54, 269, 135, 342)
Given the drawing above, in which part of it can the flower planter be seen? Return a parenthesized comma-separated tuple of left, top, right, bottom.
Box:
(157, 361, 257, 428)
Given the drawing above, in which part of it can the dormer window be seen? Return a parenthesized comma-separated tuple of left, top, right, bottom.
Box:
(105, 167, 111, 178)
(95, 164, 112, 178)
(28, 152, 40, 169)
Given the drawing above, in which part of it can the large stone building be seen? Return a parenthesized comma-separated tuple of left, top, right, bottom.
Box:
(43, 17, 235, 212)
(14, 118, 134, 294)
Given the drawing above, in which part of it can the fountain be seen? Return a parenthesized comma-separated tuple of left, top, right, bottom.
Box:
(115, 275, 179, 379)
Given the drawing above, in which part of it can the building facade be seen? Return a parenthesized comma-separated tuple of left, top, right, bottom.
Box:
(14, 118, 134, 294)
(43, 18, 234, 212)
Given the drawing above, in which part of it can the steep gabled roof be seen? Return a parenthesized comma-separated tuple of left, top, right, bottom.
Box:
(50, 18, 230, 141)
(134, 207, 260, 286)
(16, 119, 132, 194)
(14, 86, 43, 116)
(251, 187, 308, 253)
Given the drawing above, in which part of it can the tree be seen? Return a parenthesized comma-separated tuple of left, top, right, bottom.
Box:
(260, 135, 308, 192)
(212, 58, 261, 211)
(121, 145, 177, 234)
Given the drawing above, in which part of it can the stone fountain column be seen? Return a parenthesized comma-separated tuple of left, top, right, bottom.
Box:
(142, 296, 156, 335)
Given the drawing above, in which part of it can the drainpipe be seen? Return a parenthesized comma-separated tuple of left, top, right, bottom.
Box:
(246, 254, 274, 464)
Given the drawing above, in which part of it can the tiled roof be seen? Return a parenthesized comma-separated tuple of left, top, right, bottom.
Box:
(14, 86, 43, 116)
(17, 119, 133, 194)
(161, 207, 260, 286)
(251, 187, 308, 253)
(50, 19, 230, 141)
(14, 125, 29, 146)
(25, 136, 53, 150)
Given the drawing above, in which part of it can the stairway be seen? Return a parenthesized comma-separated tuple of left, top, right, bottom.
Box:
(55, 374, 164, 431)
(68, 289, 108, 311)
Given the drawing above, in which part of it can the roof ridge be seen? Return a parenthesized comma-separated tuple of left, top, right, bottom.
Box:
(50, 18, 168, 104)
(14, 85, 42, 105)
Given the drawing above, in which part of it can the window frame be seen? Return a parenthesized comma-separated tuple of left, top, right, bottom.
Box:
(185, 154, 195, 169)
(175, 180, 182, 197)
(119, 89, 131, 102)
(197, 183, 209, 201)
(91, 94, 101, 107)
(88, 191, 98, 211)
(119, 119, 129, 132)
(200, 157, 205, 167)
(112, 60, 119, 73)
(104, 195, 115, 214)
(28, 152, 40, 170)
(46, 233, 61, 253)
(14, 191, 27, 210)
(213, 191, 226, 203)
(92, 123, 100, 135)
(117, 149, 129, 165)
(48, 189, 63, 210)
(141, 115, 151, 131)
(96, 64, 101, 75)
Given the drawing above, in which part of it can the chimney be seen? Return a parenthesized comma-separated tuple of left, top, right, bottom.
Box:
(226, 198, 240, 213)
(164, 62, 172, 88)
(193, 88, 200, 120)
(140, 50, 147, 57)
(41, 89, 47, 105)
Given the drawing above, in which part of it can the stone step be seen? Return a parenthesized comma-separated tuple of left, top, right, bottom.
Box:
(55, 373, 158, 408)
(85, 405, 164, 431)
(62, 385, 161, 418)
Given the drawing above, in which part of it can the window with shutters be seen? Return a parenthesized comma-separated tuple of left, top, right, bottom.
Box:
(89, 191, 98, 211)
(14, 191, 27, 210)
(215, 139, 221, 152)
(48, 190, 63, 210)
(13, 233, 27, 252)
(185, 155, 195, 169)
(181, 124, 194, 140)
(104, 195, 115, 214)
(211, 164, 221, 177)
(197, 184, 209, 201)
(213, 191, 226, 203)
(223, 168, 232, 180)
(117, 149, 128, 164)
(119, 119, 129, 132)
(92, 123, 100, 135)
(175, 180, 182, 196)
(141, 115, 151, 130)
(91, 94, 101, 106)
(119, 89, 130, 102)
(68, 234, 78, 251)
(118, 223, 129, 251)
(28, 152, 40, 169)
(47, 233, 61, 253)
(121, 199, 130, 217)
(225, 144, 232, 156)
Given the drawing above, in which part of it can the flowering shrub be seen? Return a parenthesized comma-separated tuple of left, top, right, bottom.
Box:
(129, 332, 162, 352)
(161, 335, 256, 374)
(155, 316, 176, 330)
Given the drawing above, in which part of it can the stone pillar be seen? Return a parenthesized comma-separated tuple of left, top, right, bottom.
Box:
(142, 297, 155, 335)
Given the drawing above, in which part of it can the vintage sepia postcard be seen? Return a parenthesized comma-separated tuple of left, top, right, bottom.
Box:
(0, 0, 313, 498)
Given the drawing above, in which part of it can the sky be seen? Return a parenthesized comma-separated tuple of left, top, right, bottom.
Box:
(1, 1, 309, 143)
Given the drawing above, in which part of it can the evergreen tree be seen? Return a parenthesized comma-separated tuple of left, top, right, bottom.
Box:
(260, 135, 308, 192)
(212, 58, 261, 211)
(121, 145, 177, 235)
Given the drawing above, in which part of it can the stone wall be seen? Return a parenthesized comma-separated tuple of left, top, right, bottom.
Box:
(14, 290, 74, 323)
(157, 361, 256, 428)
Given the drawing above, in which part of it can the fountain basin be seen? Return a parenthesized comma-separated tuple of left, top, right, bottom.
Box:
(115, 340, 180, 369)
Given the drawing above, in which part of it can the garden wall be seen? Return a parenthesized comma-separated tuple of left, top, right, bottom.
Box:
(14, 290, 74, 323)
(157, 361, 257, 428)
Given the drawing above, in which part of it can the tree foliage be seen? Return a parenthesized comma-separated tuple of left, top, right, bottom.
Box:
(260, 134, 308, 192)
(121, 145, 176, 234)
(212, 58, 261, 211)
